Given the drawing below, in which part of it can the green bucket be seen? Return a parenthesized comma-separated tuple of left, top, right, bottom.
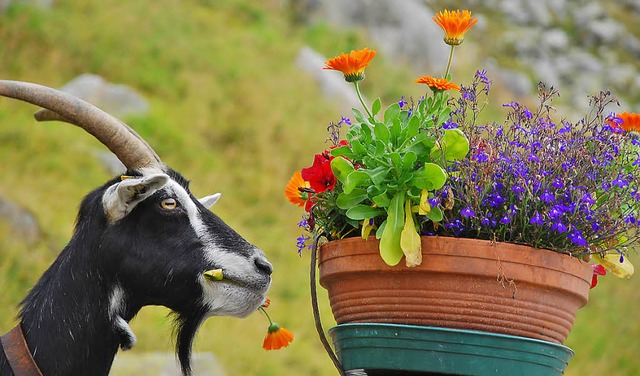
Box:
(329, 323, 574, 376)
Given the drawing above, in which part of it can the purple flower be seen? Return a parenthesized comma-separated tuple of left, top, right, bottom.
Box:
(552, 178, 564, 189)
(568, 230, 587, 247)
(460, 206, 475, 218)
(512, 185, 525, 194)
(540, 190, 555, 203)
(443, 118, 459, 129)
(530, 211, 544, 226)
(296, 234, 311, 255)
(612, 177, 630, 189)
(552, 222, 567, 233)
(398, 96, 407, 108)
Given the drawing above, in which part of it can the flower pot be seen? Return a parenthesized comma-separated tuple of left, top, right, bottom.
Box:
(318, 236, 593, 344)
(329, 323, 574, 376)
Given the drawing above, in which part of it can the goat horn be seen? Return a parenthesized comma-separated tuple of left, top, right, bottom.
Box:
(0, 80, 162, 171)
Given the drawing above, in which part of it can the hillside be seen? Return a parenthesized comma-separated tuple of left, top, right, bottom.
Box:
(1, 0, 639, 375)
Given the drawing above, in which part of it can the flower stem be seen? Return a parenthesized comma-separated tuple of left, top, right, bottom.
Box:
(444, 45, 455, 78)
(355, 81, 373, 119)
(259, 307, 273, 325)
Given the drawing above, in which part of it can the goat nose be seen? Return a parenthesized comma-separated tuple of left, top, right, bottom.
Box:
(255, 257, 273, 276)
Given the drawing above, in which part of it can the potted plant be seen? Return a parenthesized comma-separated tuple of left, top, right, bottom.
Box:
(285, 8, 638, 375)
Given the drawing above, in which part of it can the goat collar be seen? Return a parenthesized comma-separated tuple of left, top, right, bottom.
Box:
(1, 324, 43, 376)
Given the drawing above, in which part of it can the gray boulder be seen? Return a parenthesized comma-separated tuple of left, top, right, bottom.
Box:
(58, 74, 149, 118)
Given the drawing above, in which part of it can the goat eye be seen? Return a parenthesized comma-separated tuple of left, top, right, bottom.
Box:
(161, 198, 178, 210)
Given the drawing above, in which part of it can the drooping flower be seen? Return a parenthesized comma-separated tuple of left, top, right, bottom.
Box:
(590, 264, 606, 289)
(617, 112, 640, 133)
(415, 75, 461, 92)
(433, 9, 479, 46)
(323, 48, 377, 83)
(259, 302, 294, 351)
(285, 171, 312, 209)
(262, 323, 294, 350)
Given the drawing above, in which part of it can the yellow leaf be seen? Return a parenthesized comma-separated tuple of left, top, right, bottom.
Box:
(595, 254, 634, 278)
(418, 189, 431, 215)
(361, 218, 377, 239)
(401, 199, 422, 267)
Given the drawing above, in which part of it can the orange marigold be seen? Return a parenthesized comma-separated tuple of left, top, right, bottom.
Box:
(617, 112, 640, 133)
(433, 9, 478, 46)
(416, 75, 461, 92)
(323, 48, 377, 82)
(262, 324, 294, 351)
(285, 171, 311, 207)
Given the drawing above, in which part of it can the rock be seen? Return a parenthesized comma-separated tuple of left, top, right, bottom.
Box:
(110, 352, 226, 376)
(541, 29, 570, 52)
(58, 74, 149, 118)
(0, 0, 53, 12)
(0, 196, 40, 245)
(585, 19, 625, 45)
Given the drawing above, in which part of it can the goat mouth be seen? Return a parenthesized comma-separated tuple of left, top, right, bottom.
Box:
(202, 268, 267, 292)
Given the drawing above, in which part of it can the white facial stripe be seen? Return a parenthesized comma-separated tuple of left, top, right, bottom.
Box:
(163, 180, 251, 278)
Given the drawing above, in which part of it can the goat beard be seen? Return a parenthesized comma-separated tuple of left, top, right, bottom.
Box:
(173, 306, 210, 376)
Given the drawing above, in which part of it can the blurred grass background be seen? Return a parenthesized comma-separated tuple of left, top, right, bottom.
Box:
(0, 0, 638, 375)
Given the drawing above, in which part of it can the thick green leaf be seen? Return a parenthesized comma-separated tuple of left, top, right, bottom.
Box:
(411, 163, 447, 191)
(368, 166, 390, 186)
(352, 107, 367, 125)
(379, 192, 405, 266)
(351, 139, 366, 155)
(402, 152, 417, 171)
(330, 157, 354, 184)
(427, 206, 443, 222)
(383, 103, 401, 125)
(346, 205, 386, 220)
(344, 170, 370, 194)
(330, 145, 353, 158)
(371, 190, 390, 207)
(372, 97, 382, 116)
(374, 122, 390, 143)
(430, 128, 470, 162)
(336, 188, 368, 209)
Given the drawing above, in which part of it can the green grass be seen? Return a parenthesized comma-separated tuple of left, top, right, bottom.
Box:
(1, 1, 639, 375)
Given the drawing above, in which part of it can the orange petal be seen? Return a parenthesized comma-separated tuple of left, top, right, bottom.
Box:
(262, 327, 294, 350)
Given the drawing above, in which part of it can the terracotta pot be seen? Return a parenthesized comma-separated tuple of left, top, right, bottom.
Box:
(318, 236, 593, 344)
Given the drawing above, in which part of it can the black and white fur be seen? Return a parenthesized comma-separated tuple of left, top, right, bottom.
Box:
(0, 166, 272, 375)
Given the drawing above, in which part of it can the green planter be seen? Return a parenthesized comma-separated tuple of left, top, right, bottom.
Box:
(329, 323, 574, 376)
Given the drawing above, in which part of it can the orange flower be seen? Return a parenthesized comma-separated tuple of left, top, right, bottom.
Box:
(262, 323, 294, 350)
(433, 9, 478, 46)
(617, 112, 640, 133)
(416, 75, 460, 92)
(285, 171, 311, 207)
(323, 48, 377, 82)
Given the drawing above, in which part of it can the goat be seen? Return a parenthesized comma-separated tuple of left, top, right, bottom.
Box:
(0, 80, 273, 376)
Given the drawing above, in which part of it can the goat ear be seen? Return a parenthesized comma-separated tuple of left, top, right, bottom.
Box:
(102, 173, 169, 223)
(199, 193, 221, 209)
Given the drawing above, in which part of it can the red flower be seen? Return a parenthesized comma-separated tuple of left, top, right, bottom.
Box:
(301, 153, 337, 193)
(590, 264, 607, 289)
